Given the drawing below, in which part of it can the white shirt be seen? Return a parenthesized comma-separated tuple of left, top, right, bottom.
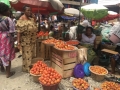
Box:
(69, 26, 77, 40)
(81, 33, 96, 45)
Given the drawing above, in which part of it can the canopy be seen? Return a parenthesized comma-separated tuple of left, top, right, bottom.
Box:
(64, 8, 82, 17)
(81, 4, 108, 20)
(0, 0, 11, 7)
(95, 11, 120, 22)
(10, 0, 64, 14)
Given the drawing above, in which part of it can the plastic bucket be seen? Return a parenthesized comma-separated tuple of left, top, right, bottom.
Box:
(109, 34, 120, 44)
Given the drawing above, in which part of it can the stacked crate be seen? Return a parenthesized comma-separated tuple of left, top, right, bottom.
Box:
(36, 39, 52, 60)
(51, 47, 77, 78)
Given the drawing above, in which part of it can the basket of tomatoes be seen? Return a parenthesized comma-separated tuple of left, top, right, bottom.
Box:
(72, 78, 90, 90)
(39, 67, 62, 90)
(30, 61, 48, 83)
(101, 81, 120, 90)
(89, 66, 108, 81)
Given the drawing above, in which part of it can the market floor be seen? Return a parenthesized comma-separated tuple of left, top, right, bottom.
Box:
(0, 53, 43, 90)
(0, 53, 120, 90)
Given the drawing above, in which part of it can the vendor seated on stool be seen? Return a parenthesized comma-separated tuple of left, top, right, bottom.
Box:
(111, 44, 120, 74)
(78, 26, 97, 63)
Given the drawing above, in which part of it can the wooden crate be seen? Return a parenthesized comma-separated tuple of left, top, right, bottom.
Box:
(51, 49, 77, 78)
(52, 62, 74, 78)
(52, 47, 77, 59)
(36, 39, 52, 60)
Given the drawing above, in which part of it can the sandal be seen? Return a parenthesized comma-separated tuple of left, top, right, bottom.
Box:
(6, 71, 15, 78)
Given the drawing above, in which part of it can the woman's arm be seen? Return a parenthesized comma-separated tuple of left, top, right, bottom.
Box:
(17, 32, 21, 49)
(77, 33, 82, 41)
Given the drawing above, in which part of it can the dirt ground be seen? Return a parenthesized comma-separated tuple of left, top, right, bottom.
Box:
(0, 53, 120, 90)
(0, 53, 43, 90)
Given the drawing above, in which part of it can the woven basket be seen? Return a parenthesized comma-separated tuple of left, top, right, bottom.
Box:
(30, 73, 41, 83)
(40, 81, 59, 90)
(89, 66, 108, 81)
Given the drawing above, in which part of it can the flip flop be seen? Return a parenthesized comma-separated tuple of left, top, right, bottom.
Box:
(18, 55, 22, 58)
(6, 71, 15, 78)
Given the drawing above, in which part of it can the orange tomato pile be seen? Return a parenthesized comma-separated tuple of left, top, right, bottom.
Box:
(39, 68, 62, 86)
(90, 66, 108, 75)
(72, 78, 89, 90)
(30, 61, 47, 75)
(101, 81, 120, 90)
(66, 40, 79, 46)
(55, 42, 74, 50)
(43, 38, 61, 44)
(37, 31, 49, 37)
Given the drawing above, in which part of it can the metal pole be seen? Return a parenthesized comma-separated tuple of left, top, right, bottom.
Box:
(79, 0, 82, 24)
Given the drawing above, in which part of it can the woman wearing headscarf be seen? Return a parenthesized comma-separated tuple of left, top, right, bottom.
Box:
(0, 3, 15, 78)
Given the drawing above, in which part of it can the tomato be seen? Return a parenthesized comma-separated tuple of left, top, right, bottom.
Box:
(30, 61, 47, 75)
(72, 78, 89, 90)
(39, 67, 62, 86)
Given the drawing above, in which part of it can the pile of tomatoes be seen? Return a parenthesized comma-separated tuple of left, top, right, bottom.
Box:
(66, 40, 79, 46)
(55, 42, 74, 50)
(72, 78, 89, 90)
(43, 38, 63, 45)
(90, 66, 108, 75)
(101, 81, 120, 90)
(37, 31, 49, 37)
(30, 61, 47, 75)
(39, 68, 62, 86)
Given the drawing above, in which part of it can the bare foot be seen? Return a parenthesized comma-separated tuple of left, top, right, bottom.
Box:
(6, 71, 15, 78)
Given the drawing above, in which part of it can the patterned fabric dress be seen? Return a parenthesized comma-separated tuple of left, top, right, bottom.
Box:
(0, 16, 15, 66)
(16, 18, 37, 72)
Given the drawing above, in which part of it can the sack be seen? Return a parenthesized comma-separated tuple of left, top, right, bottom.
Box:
(77, 48, 87, 64)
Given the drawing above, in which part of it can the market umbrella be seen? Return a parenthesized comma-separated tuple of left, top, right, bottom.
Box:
(10, 0, 64, 14)
(0, 0, 11, 7)
(64, 8, 83, 17)
(81, 4, 108, 20)
(95, 11, 120, 22)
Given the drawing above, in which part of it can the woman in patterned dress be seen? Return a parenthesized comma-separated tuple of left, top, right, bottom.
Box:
(0, 3, 15, 78)
(16, 5, 37, 72)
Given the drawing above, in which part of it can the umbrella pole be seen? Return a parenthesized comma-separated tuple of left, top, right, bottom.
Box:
(79, 0, 82, 24)
(38, 6, 41, 32)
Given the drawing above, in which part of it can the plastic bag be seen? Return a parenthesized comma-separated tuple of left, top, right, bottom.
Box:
(101, 24, 112, 42)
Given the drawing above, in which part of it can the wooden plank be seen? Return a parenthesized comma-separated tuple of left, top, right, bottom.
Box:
(52, 53, 76, 64)
(52, 47, 77, 59)
(51, 62, 73, 78)
(52, 58, 76, 70)
(63, 63, 76, 70)
(63, 69, 73, 78)
(101, 49, 118, 55)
